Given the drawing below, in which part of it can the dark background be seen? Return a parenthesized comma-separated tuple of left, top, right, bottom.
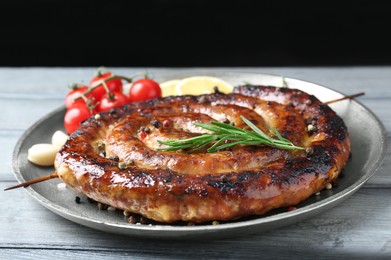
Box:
(1, 1, 390, 67)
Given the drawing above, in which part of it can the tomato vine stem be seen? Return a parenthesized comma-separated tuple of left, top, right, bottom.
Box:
(74, 71, 147, 101)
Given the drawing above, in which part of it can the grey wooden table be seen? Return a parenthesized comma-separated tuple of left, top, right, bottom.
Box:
(1, 67, 390, 259)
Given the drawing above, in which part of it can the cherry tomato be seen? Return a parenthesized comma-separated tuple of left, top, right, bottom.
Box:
(128, 78, 162, 102)
(64, 104, 92, 134)
(90, 72, 123, 100)
(65, 86, 97, 109)
(97, 91, 128, 112)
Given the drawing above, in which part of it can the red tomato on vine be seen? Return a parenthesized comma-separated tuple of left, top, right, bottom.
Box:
(97, 92, 128, 112)
(90, 72, 123, 100)
(64, 103, 92, 133)
(128, 78, 162, 102)
(65, 85, 98, 109)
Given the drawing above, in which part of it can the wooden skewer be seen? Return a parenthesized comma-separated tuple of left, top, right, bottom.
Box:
(324, 92, 365, 104)
(4, 173, 59, 191)
(3, 92, 365, 192)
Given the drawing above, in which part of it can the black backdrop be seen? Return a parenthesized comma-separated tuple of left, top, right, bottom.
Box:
(1, 1, 390, 67)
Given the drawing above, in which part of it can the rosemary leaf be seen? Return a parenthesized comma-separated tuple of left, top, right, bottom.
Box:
(157, 116, 304, 152)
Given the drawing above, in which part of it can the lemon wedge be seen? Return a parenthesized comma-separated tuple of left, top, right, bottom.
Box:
(175, 76, 233, 95)
(160, 76, 233, 96)
(160, 79, 181, 97)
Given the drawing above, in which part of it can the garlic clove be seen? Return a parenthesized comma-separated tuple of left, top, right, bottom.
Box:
(51, 130, 69, 147)
(27, 143, 61, 166)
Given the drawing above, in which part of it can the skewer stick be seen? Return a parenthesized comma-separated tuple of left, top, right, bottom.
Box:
(324, 92, 365, 104)
(4, 173, 58, 191)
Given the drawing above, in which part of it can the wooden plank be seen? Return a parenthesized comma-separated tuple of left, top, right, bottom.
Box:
(1, 67, 391, 94)
(0, 130, 22, 179)
(1, 182, 390, 258)
(366, 142, 391, 187)
(0, 98, 62, 130)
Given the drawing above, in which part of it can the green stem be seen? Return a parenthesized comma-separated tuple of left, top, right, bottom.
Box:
(74, 71, 147, 101)
(158, 116, 305, 153)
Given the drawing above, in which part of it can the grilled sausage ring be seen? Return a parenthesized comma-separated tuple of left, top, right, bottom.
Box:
(55, 85, 350, 223)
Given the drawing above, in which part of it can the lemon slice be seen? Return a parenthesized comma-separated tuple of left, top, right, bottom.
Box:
(160, 79, 181, 97)
(175, 76, 233, 95)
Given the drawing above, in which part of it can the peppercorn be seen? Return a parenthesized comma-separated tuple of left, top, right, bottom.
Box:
(151, 120, 160, 129)
(109, 156, 119, 162)
(163, 119, 172, 128)
(127, 215, 138, 224)
(144, 127, 151, 134)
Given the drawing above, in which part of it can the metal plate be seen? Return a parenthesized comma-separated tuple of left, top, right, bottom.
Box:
(12, 72, 388, 239)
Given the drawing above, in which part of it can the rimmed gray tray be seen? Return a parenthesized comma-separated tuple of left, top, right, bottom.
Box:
(12, 72, 388, 239)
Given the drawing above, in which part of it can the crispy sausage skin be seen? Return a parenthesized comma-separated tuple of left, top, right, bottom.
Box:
(55, 85, 350, 223)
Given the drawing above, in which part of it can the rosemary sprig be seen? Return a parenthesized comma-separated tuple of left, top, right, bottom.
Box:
(158, 116, 304, 153)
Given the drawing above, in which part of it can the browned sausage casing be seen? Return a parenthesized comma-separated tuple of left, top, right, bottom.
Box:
(54, 85, 351, 223)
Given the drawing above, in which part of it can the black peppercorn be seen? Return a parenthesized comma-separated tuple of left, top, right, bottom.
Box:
(151, 120, 160, 129)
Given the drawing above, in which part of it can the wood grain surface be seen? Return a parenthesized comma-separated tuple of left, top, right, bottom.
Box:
(0, 67, 390, 259)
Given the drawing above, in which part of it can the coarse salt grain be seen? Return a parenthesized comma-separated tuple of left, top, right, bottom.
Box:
(57, 183, 67, 191)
